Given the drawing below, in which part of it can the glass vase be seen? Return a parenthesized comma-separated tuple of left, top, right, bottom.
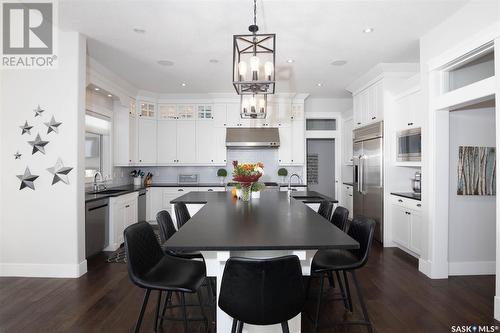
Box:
(240, 183, 252, 202)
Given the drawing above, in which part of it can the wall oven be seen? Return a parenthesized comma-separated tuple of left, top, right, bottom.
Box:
(396, 128, 421, 162)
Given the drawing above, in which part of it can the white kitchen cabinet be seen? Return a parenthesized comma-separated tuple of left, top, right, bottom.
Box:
(342, 117, 354, 165)
(342, 184, 353, 219)
(137, 117, 157, 164)
(291, 120, 305, 164)
(176, 121, 196, 163)
(226, 103, 243, 127)
(114, 101, 137, 166)
(177, 104, 196, 120)
(353, 79, 384, 128)
(213, 104, 227, 127)
(139, 101, 156, 119)
(291, 104, 304, 120)
(196, 120, 216, 164)
(197, 104, 213, 120)
(107, 192, 138, 251)
(391, 195, 422, 256)
(158, 104, 177, 120)
(395, 90, 423, 130)
(278, 102, 292, 127)
(278, 126, 292, 164)
(157, 120, 177, 163)
(214, 127, 227, 164)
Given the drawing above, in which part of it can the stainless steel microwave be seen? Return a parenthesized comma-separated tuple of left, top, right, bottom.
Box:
(397, 128, 421, 161)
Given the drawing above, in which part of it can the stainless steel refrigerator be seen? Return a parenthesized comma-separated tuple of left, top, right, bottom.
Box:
(352, 121, 384, 243)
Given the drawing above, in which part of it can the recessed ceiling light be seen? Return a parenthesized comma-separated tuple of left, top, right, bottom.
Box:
(209, 59, 219, 63)
(133, 28, 146, 34)
(286, 59, 294, 63)
(157, 60, 174, 66)
(94, 87, 100, 91)
(331, 60, 348, 66)
(317, 83, 323, 87)
(107, 94, 112, 97)
(181, 83, 187, 87)
(363, 27, 374, 33)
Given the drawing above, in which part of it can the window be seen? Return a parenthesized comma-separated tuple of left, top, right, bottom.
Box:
(306, 119, 337, 131)
(85, 112, 111, 182)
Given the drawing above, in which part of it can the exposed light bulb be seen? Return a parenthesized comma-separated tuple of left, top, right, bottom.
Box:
(242, 98, 249, 113)
(250, 96, 257, 113)
(250, 56, 260, 80)
(238, 61, 247, 81)
(259, 98, 266, 113)
(264, 61, 274, 80)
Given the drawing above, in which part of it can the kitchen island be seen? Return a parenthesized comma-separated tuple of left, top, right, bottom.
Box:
(165, 191, 358, 333)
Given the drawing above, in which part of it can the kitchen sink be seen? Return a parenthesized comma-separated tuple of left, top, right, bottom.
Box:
(87, 189, 126, 195)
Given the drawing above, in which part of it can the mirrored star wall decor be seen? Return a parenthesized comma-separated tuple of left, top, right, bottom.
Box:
(33, 105, 45, 117)
(44, 116, 62, 134)
(28, 133, 49, 155)
(17, 167, 39, 190)
(47, 158, 73, 185)
(14, 151, 22, 160)
(19, 121, 33, 135)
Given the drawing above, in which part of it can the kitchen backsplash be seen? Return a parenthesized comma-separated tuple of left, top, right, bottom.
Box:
(113, 149, 305, 185)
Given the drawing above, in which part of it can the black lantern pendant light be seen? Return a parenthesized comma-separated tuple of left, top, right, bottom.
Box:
(233, 0, 276, 119)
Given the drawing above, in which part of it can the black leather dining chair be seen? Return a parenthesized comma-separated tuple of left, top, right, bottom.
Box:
(310, 216, 375, 333)
(317, 201, 334, 220)
(331, 206, 349, 232)
(124, 222, 209, 333)
(219, 255, 306, 333)
(174, 202, 191, 229)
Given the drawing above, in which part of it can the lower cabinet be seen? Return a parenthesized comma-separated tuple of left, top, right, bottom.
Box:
(391, 195, 422, 256)
(106, 192, 138, 251)
(341, 184, 353, 219)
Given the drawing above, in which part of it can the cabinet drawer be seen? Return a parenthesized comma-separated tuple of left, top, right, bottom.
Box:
(391, 195, 422, 211)
(345, 185, 353, 195)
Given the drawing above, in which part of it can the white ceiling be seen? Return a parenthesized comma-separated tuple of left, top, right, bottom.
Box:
(59, 0, 468, 97)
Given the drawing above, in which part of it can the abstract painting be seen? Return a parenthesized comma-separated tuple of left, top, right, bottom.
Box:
(457, 146, 496, 195)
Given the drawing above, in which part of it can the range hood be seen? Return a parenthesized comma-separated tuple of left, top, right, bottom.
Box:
(226, 128, 280, 149)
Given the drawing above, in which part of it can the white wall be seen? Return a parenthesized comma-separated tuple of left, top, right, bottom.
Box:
(448, 107, 496, 274)
(0, 31, 87, 277)
(419, 0, 500, 279)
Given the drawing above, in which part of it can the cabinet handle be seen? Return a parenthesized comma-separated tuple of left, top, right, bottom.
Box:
(408, 122, 414, 126)
(348, 194, 352, 197)
(208, 189, 213, 192)
(357, 122, 361, 125)
(371, 117, 376, 120)
(223, 123, 226, 126)
(139, 159, 142, 162)
(398, 199, 403, 202)
(178, 189, 184, 191)
(125, 205, 130, 208)
(417, 204, 421, 207)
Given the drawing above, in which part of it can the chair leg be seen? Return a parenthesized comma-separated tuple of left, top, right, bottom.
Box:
(197, 289, 209, 333)
(343, 270, 353, 312)
(351, 270, 373, 333)
(231, 319, 238, 333)
(134, 289, 151, 333)
(313, 273, 325, 333)
(281, 321, 290, 333)
(159, 291, 172, 326)
(154, 291, 163, 332)
(181, 293, 189, 333)
(335, 270, 349, 311)
(327, 271, 335, 288)
(236, 320, 244, 333)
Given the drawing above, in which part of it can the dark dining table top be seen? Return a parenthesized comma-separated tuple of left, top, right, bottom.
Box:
(165, 191, 359, 252)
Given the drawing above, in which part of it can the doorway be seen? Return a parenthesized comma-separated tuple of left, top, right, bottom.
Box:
(306, 139, 336, 198)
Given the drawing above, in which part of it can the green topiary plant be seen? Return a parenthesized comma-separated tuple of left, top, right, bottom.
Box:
(217, 168, 228, 177)
(278, 168, 288, 177)
(251, 182, 265, 192)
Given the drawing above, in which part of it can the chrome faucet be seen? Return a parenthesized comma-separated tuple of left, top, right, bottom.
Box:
(93, 172, 106, 192)
(288, 173, 302, 193)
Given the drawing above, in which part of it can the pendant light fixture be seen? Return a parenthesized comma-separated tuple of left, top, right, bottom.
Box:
(233, 0, 276, 119)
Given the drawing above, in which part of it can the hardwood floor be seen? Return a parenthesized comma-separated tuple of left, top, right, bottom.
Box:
(0, 243, 496, 333)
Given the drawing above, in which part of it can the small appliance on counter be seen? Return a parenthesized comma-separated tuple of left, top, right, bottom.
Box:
(130, 170, 144, 186)
(411, 171, 421, 193)
(178, 174, 199, 185)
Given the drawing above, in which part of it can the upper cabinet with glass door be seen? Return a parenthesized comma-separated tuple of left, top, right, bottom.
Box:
(177, 104, 196, 120)
(139, 101, 156, 119)
(197, 104, 213, 120)
(158, 104, 177, 120)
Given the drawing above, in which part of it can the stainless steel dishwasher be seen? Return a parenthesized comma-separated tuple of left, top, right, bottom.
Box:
(85, 199, 109, 258)
(138, 189, 147, 222)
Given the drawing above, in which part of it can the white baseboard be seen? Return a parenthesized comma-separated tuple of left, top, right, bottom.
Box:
(448, 261, 495, 276)
(0, 260, 88, 278)
(419, 258, 431, 276)
(495, 296, 500, 320)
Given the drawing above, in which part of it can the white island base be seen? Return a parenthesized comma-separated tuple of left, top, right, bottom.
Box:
(201, 249, 317, 333)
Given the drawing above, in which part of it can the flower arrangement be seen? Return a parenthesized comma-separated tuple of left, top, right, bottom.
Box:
(232, 161, 264, 201)
(232, 161, 264, 183)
